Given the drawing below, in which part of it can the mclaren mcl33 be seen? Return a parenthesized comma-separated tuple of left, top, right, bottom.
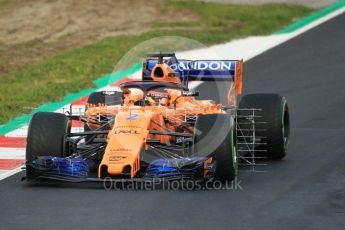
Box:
(25, 52, 290, 184)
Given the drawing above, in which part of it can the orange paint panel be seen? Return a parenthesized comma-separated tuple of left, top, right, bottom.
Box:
(99, 110, 152, 178)
(71, 120, 84, 128)
(234, 59, 243, 96)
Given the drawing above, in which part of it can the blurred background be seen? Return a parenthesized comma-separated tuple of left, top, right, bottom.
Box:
(0, 0, 333, 124)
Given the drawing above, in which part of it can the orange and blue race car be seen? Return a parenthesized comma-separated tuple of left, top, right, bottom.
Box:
(25, 52, 290, 183)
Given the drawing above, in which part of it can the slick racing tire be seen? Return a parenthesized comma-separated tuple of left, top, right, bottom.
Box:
(238, 93, 290, 160)
(26, 112, 71, 179)
(193, 113, 237, 182)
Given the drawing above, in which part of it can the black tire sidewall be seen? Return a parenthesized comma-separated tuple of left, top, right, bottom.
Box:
(194, 114, 237, 182)
(26, 112, 70, 161)
(238, 93, 289, 160)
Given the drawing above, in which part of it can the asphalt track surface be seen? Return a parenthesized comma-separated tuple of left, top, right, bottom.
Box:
(1, 13, 345, 230)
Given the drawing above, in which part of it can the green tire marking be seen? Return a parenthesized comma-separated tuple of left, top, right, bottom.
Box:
(281, 99, 288, 155)
(231, 125, 238, 175)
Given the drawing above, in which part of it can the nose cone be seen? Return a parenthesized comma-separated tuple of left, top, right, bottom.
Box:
(98, 110, 152, 178)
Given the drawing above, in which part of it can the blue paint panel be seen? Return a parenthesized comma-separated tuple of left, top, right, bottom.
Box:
(146, 60, 237, 81)
(29, 156, 89, 178)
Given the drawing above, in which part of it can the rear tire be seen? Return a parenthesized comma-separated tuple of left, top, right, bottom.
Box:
(239, 93, 290, 160)
(26, 112, 71, 179)
(194, 114, 237, 182)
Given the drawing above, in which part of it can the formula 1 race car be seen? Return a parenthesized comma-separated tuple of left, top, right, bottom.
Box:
(25, 52, 290, 183)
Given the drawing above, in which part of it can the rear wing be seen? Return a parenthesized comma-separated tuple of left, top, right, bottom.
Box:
(143, 59, 243, 95)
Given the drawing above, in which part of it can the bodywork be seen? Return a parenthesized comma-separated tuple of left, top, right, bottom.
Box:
(26, 52, 251, 182)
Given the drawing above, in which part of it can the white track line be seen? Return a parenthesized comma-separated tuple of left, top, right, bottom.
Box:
(0, 148, 25, 159)
(176, 6, 345, 61)
(0, 166, 24, 181)
(5, 125, 29, 138)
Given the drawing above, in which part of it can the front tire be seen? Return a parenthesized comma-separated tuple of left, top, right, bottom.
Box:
(26, 112, 70, 179)
(194, 114, 237, 182)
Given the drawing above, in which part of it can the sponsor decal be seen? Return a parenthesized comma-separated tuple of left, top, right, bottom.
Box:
(109, 156, 127, 161)
(182, 91, 198, 96)
(147, 92, 169, 99)
(169, 61, 234, 71)
(125, 113, 138, 121)
(102, 91, 116, 96)
(109, 148, 132, 152)
(114, 129, 140, 135)
(115, 126, 141, 128)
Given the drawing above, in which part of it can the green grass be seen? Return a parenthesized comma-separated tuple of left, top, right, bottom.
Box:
(0, 0, 9, 7)
(151, 21, 200, 28)
(0, 0, 313, 124)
